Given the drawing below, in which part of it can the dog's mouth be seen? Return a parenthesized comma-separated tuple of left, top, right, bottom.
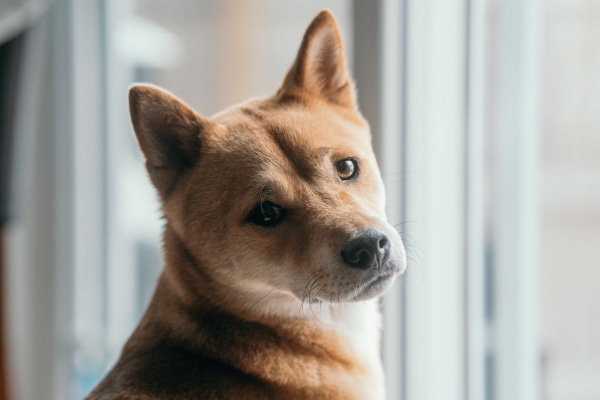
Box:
(348, 270, 398, 302)
(302, 263, 401, 305)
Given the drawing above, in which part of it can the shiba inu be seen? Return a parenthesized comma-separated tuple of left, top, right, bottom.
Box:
(86, 9, 406, 400)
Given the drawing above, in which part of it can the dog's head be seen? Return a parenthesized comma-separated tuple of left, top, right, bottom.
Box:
(129, 10, 406, 316)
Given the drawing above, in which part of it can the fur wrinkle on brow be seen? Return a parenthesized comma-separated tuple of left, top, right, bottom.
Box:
(266, 127, 318, 182)
(240, 107, 265, 122)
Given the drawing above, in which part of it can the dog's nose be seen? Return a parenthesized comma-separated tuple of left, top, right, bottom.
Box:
(341, 229, 391, 270)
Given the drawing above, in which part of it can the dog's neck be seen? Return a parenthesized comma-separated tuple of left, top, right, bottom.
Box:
(133, 224, 385, 398)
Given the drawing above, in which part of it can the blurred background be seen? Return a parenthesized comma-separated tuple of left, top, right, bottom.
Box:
(0, 0, 598, 399)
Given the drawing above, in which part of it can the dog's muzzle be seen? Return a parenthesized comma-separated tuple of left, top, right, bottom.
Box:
(341, 229, 391, 270)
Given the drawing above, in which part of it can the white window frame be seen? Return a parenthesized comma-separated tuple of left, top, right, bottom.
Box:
(490, 0, 542, 399)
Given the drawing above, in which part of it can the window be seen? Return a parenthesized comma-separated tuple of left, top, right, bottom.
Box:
(4, 1, 599, 399)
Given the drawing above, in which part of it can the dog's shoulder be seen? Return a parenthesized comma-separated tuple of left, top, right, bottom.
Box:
(86, 339, 276, 400)
(87, 302, 370, 400)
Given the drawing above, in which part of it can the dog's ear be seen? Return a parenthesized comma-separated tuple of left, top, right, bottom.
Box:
(129, 84, 213, 198)
(279, 9, 356, 110)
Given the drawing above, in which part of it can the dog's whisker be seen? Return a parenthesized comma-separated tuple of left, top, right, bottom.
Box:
(306, 274, 321, 298)
(304, 273, 320, 295)
(392, 221, 412, 229)
(249, 288, 276, 312)
(300, 274, 320, 316)
(307, 285, 320, 320)
(319, 298, 324, 316)
(307, 284, 334, 326)
(300, 273, 322, 319)
(314, 284, 328, 303)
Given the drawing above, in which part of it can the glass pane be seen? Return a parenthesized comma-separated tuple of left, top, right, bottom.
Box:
(540, 1, 600, 399)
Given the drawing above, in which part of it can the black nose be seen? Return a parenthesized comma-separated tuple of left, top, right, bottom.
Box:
(341, 229, 391, 270)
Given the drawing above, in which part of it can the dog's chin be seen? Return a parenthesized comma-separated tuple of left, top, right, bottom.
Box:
(347, 272, 398, 302)
(311, 270, 400, 304)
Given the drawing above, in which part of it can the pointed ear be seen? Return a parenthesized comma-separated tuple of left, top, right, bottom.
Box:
(279, 9, 357, 110)
(129, 84, 213, 198)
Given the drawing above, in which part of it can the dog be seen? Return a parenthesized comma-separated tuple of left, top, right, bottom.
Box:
(86, 9, 406, 400)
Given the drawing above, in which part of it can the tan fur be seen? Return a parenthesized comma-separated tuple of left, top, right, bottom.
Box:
(87, 9, 405, 400)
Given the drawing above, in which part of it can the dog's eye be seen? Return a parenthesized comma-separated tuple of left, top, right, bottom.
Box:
(247, 201, 287, 227)
(335, 158, 359, 181)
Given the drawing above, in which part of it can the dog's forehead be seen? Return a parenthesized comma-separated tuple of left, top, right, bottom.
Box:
(213, 98, 371, 156)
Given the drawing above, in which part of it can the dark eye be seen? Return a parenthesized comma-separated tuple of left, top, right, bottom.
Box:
(335, 158, 359, 181)
(247, 201, 287, 227)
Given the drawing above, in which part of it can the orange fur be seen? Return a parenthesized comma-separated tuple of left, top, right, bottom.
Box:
(86, 9, 406, 400)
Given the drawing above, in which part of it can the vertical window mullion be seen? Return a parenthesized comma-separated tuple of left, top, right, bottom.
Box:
(465, 0, 487, 399)
(403, 0, 469, 399)
(489, 0, 542, 399)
